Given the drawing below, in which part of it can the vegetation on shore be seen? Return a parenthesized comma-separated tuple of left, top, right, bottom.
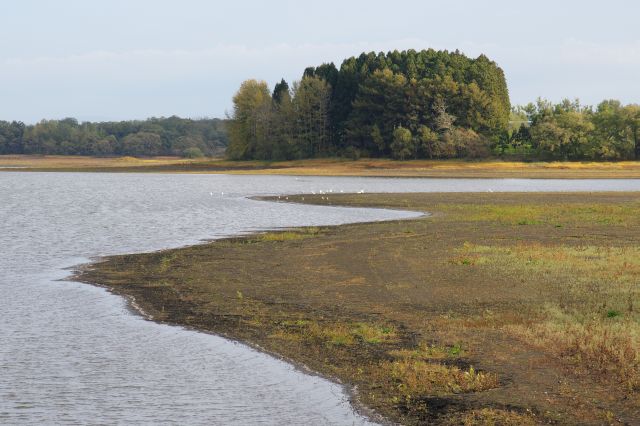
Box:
(5, 155, 640, 178)
(0, 116, 227, 157)
(228, 49, 640, 162)
(2, 50, 639, 162)
(76, 192, 640, 425)
(228, 49, 511, 161)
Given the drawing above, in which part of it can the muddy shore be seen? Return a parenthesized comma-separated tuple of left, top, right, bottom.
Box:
(75, 192, 640, 425)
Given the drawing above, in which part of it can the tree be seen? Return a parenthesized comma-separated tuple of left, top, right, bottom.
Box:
(370, 125, 384, 153)
(390, 126, 414, 160)
(529, 108, 594, 160)
(272, 79, 290, 105)
(292, 76, 331, 157)
(590, 100, 629, 159)
(271, 80, 297, 159)
(0, 117, 226, 157)
(332, 49, 510, 153)
(344, 68, 408, 155)
(417, 125, 440, 158)
(171, 135, 207, 157)
(121, 132, 162, 157)
(182, 147, 205, 158)
(622, 104, 640, 159)
(91, 135, 118, 157)
(0, 121, 25, 154)
(445, 128, 489, 158)
(226, 79, 272, 160)
(433, 98, 456, 133)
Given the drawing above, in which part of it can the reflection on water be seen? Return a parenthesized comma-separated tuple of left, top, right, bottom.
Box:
(1, 173, 639, 425)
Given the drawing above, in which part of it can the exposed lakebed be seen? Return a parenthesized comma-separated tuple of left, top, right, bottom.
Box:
(1, 173, 639, 425)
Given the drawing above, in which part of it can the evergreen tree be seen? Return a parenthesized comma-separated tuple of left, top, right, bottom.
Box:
(272, 79, 290, 105)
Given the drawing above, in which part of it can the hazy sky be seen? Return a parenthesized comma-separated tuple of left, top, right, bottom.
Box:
(1, 0, 639, 122)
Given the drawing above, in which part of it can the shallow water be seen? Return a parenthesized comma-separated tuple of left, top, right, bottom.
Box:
(1, 173, 639, 425)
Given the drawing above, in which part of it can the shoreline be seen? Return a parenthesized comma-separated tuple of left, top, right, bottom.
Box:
(69, 203, 424, 426)
(73, 192, 640, 425)
(4, 155, 640, 179)
(70, 250, 392, 426)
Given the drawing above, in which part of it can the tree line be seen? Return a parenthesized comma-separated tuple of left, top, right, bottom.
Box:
(3, 47, 638, 161)
(505, 99, 640, 160)
(0, 116, 228, 157)
(227, 49, 640, 161)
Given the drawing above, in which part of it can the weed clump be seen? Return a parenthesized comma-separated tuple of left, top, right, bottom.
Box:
(378, 360, 498, 396)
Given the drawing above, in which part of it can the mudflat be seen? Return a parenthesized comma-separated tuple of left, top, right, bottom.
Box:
(76, 192, 640, 425)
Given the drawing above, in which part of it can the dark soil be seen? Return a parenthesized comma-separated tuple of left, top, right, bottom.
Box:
(75, 192, 640, 425)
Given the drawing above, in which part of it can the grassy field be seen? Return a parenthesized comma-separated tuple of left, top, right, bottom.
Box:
(4, 155, 640, 178)
(75, 192, 640, 425)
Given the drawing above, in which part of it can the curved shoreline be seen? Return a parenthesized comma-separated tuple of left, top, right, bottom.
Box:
(70, 196, 424, 426)
(72, 192, 640, 425)
(71, 256, 395, 426)
(70, 270, 388, 425)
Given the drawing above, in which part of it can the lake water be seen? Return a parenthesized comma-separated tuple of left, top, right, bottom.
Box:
(1, 173, 640, 425)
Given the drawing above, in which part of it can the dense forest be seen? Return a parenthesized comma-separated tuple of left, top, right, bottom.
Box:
(227, 49, 640, 161)
(0, 116, 228, 157)
(228, 49, 510, 160)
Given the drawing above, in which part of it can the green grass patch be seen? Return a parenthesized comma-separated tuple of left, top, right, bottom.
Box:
(437, 203, 640, 226)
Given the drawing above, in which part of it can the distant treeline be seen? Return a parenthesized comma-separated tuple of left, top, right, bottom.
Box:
(507, 99, 640, 160)
(0, 116, 228, 157)
(227, 49, 640, 161)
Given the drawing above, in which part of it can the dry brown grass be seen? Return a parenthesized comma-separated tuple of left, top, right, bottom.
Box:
(268, 320, 398, 346)
(379, 360, 499, 396)
(440, 408, 539, 426)
(458, 243, 640, 390)
(0, 154, 194, 169)
(4, 154, 640, 178)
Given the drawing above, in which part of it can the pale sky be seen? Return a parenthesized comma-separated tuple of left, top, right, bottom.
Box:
(1, 0, 639, 123)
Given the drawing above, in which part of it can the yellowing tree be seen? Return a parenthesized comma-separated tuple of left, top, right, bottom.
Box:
(227, 79, 272, 160)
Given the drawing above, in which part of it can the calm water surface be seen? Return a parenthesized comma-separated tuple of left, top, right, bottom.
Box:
(1, 173, 639, 425)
